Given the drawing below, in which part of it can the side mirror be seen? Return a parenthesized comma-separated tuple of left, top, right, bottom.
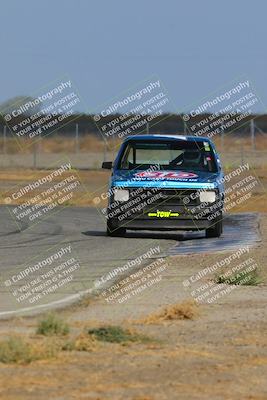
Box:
(102, 161, 113, 169)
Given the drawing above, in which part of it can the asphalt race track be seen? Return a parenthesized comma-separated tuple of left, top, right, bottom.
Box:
(0, 206, 261, 317)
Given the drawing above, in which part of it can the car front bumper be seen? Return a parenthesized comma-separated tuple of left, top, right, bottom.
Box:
(108, 205, 222, 231)
(107, 187, 223, 232)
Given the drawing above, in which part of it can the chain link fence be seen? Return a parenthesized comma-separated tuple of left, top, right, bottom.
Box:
(0, 124, 266, 170)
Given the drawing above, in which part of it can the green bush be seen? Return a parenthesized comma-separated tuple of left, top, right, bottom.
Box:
(216, 269, 262, 286)
(88, 326, 151, 344)
(36, 313, 69, 336)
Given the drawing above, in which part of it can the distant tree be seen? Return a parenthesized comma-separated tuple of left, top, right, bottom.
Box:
(0, 95, 41, 117)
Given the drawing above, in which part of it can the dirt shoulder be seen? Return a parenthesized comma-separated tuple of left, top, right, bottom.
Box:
(0, 214, 266, 400)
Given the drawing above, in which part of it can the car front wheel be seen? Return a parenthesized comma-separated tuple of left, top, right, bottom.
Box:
(106, 220, 126, 237)
(205, 214, 223, 238)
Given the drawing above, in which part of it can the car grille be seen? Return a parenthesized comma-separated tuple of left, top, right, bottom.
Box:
(128, 188, 199, 206)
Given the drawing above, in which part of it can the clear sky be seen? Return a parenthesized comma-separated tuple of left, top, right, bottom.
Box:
(0, 0, 266, 113)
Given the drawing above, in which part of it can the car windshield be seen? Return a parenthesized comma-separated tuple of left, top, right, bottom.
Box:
(118, 140, 217, 172)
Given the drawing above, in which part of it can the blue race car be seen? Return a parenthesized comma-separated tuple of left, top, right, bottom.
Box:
(102, 135, 224, 238)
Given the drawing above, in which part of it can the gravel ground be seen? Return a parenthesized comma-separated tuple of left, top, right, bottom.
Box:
(0, 215, 266, 400)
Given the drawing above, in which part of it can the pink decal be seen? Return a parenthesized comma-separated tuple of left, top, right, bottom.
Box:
(135, 171, 163, 178)
(134, 171, 198, 179)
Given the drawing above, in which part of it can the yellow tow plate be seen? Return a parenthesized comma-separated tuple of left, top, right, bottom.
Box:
(148, 210, 179, 218)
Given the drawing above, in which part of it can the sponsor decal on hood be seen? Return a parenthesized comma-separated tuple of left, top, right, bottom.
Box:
(111, 169, 218, 189)
(133, 170, 198, 181)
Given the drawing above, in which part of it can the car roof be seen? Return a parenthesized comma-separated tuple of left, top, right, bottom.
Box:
(123, 134, 213, 143)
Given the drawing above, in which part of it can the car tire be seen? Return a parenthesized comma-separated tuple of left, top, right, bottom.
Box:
(106, 220, 126, 237)
(205, 213, 223, 238)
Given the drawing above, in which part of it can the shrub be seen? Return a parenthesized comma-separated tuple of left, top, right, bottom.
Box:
(0, 337, 33, 364)
(36, 313, 69, 336)
(88, 326, 151, 344)
(216, 269, 262, 286)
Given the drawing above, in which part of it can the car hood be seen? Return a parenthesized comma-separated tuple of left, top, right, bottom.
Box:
(111, 169, 219, 189)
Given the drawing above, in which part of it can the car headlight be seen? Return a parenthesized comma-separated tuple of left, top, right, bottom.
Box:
(199, 190, 216, 203)
(114, 189, 129, 202)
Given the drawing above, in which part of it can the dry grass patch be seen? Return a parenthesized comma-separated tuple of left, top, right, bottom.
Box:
(0, 332, 100, 364)
(62, 332, 99, 352)
(138, 300, 199, 324)
(0, 336, 59, 364)
(73, 333, 98, 351)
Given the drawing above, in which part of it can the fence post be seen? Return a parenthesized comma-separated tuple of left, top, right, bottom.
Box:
(3, 125, 7, 155)
(183, 119, 186, 135)
(38, 134, 42, 153)
(250, 119, 256, 151)
(240, 139, 244, 165)
(220, 128, 224, 153)
(103, 140, 107, 162)
(33, 141, 37, 169)
(75, 123, 79, 153)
